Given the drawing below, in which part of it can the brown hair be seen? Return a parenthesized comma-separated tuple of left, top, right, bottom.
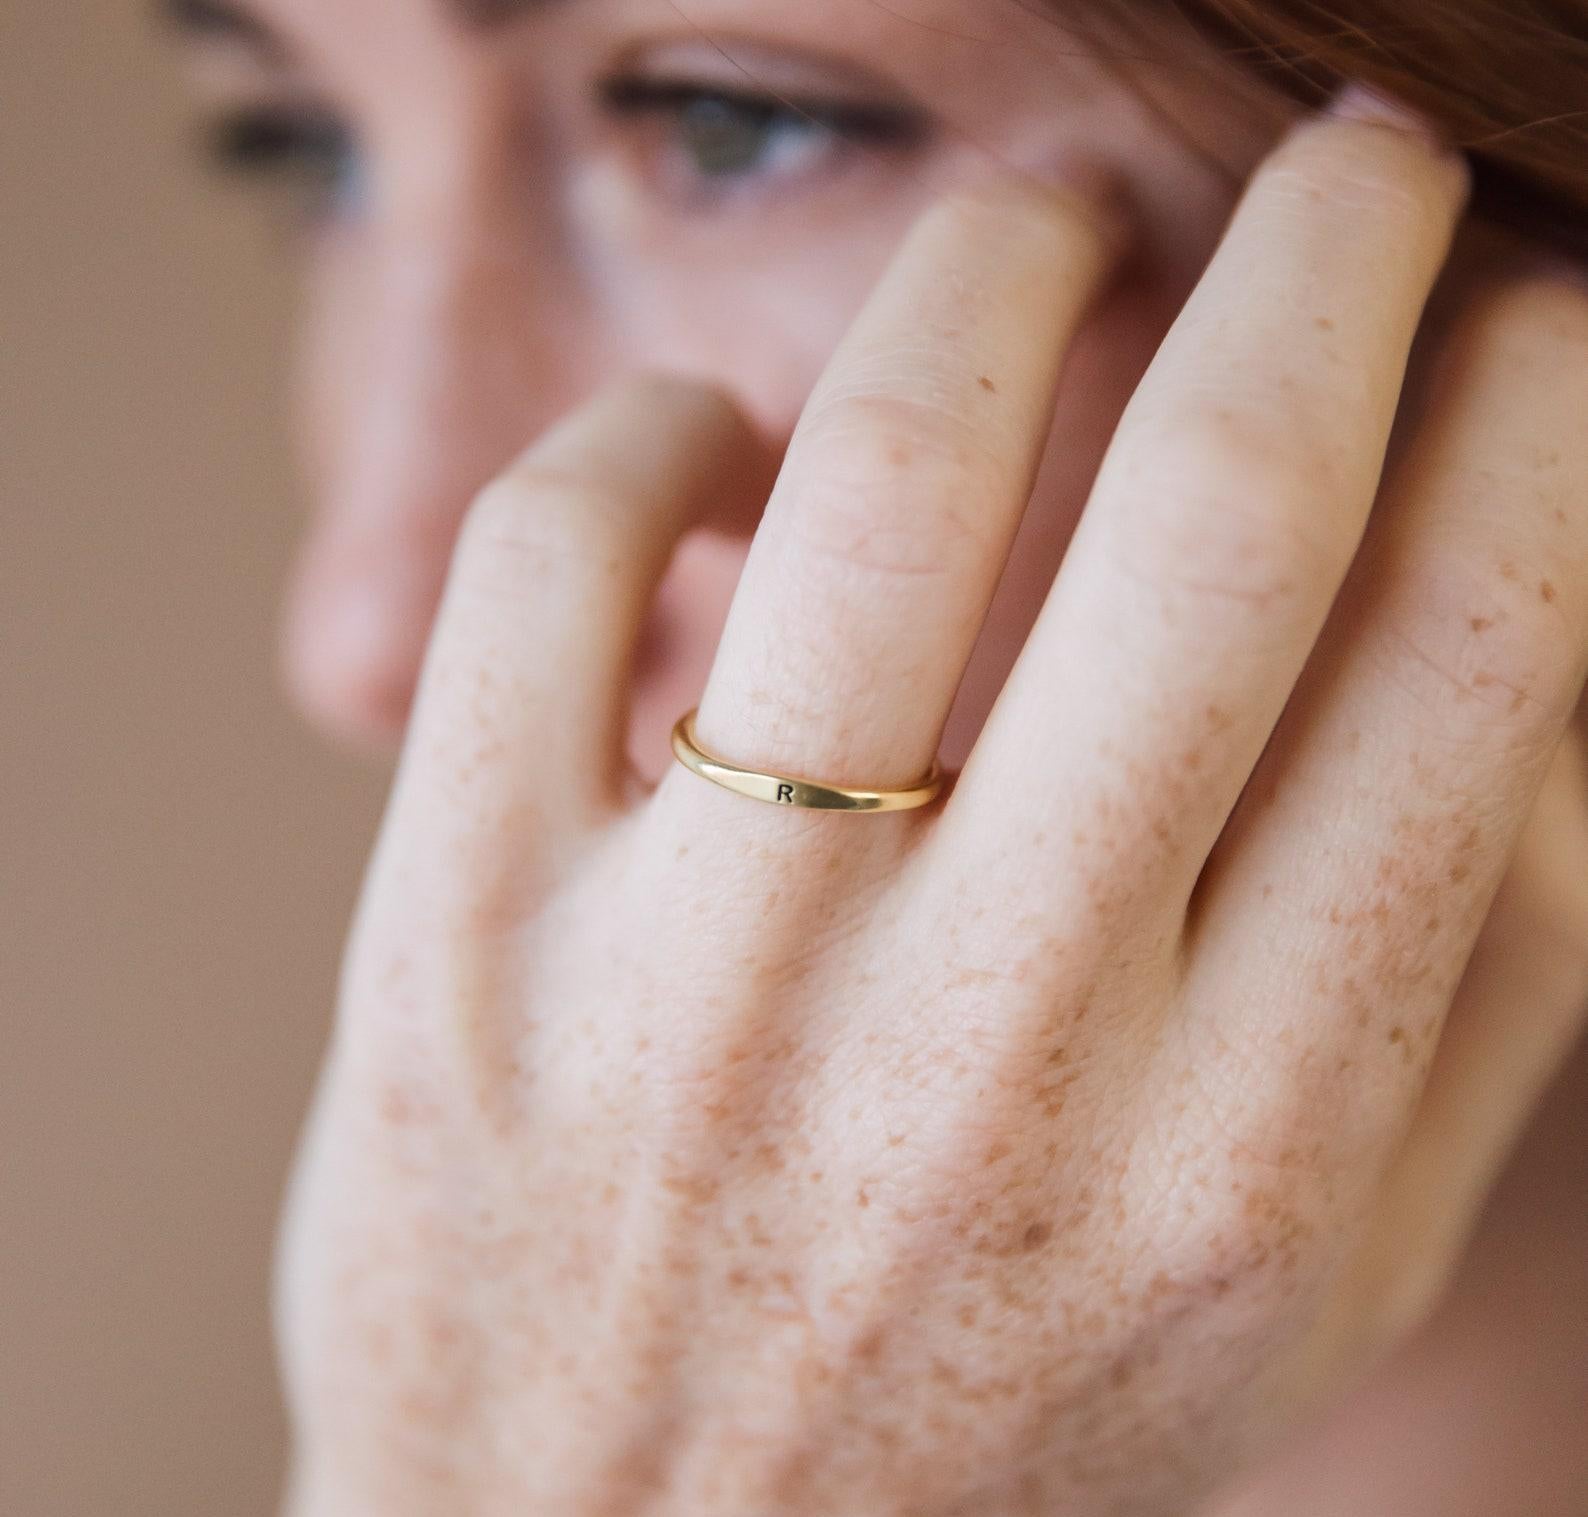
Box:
(1151, 0, 1588, 257)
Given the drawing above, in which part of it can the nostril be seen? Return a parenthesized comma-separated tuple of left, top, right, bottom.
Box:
(279, 568, 429, 751)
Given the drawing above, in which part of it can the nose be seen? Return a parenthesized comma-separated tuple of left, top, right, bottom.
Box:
(283, 187, 601, 748)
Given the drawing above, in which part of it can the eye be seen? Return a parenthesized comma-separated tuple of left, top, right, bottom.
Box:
(599, 76, 926, 198)
(204, 107, 362, 217)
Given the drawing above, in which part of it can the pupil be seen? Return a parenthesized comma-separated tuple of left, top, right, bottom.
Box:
(680, 96, 780, 177)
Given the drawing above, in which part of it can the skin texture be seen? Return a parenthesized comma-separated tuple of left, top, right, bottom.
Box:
(172, 1, 1588, 1511)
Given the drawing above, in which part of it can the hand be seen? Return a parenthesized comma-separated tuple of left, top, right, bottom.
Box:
(277, 99, 1588, 1517)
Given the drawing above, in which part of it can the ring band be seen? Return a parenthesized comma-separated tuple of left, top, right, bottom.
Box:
(670, 709, 945, 814)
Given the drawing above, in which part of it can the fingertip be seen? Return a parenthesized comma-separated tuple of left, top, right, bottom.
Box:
(1322, 82, 1471, 192)
(936, 160, 1137, 275)
(1249, 82, 1471, 251)
(1328, 82, 1429, 131)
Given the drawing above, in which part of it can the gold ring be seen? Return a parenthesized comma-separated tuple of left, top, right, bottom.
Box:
(670, 709, 945, 814)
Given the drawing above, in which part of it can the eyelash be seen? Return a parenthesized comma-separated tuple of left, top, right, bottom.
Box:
(602, 77, 926, 201)
(206, 108, 359, 211)
(599, 77, 924, 151)
(205, 78, 926, 215)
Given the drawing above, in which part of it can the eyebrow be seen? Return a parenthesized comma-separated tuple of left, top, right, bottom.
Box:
(163, 0, 564, 56)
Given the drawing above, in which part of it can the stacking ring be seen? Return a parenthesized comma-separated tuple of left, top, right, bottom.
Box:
(670, 709, 945, 814)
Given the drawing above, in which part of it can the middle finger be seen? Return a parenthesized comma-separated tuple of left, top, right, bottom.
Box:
(944, 99, 1469, 921)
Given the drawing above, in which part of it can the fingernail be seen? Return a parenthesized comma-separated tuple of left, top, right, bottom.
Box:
(1328, 83, 1442, 142)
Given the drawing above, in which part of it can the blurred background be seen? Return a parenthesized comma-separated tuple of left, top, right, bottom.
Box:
(3, 6, 386, 1513)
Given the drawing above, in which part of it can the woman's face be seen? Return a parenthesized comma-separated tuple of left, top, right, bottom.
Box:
(176, 0, 1284, 773)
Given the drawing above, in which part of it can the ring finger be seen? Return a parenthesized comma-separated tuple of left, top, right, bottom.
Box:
(666, 172, 1123, 817)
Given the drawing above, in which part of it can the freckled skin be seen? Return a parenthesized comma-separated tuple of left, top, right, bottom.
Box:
(197, 2, 1588, 1510)
(288, 734, 1588, 1515)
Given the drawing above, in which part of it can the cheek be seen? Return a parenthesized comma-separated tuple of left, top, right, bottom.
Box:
(569, 161, 928, 437)
(295, 231, 370, 496)
(294, 222, 603, 495)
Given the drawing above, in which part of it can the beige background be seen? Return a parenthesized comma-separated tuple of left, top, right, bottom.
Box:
(3, 7, 386, 1513)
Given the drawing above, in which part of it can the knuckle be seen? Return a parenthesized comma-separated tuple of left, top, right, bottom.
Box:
(1125, 1117, 1340, 1315)
(803, 387, 1005, 489)
(639, 1020, 809, 1149)
(794, 486, 977, 584)
(1109, 411, 1346, 609)
(1117, 1049, 1362, 1303)
(1145, 400, 1350, 513)
(1381, 545, 1582, 735)
(344, 889, 530, 1080)
(454, 469, 622, 590)
(783, 396, 1007, 580)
